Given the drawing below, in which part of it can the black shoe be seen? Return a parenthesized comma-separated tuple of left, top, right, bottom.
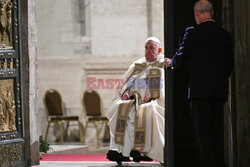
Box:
(106, 150, 130, 162)
(130, 150, 153, 162)
(130, 150, 141, 162)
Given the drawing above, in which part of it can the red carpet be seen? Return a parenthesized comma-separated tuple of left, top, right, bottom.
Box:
(41, 154, 157, 162)
(41, 154, 109, 162)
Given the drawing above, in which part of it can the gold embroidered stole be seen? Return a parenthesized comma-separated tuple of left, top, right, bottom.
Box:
(121, 61, 163, 96)
(121, 63, 147, 96)
(130, 63, 147, 76)
(133, 105, 147, 151)
(115, 99, 135, 146)
(132, 62, 163, 151)
(115, 60, 164, 148)
(148, 67, 162, 99)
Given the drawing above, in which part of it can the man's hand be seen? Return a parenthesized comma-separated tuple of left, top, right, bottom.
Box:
(164, 58, 172, 68)
(122, 93, 131, 100)
(143, 95, 151, 102)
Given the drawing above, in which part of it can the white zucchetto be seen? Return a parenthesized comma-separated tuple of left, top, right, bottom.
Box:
(145, 37, 161, 46)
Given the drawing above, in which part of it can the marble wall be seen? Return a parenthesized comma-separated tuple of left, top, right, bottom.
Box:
(36, 0, 163, 143)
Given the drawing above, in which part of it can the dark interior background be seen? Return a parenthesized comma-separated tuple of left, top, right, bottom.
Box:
(164, 1, 224, 167)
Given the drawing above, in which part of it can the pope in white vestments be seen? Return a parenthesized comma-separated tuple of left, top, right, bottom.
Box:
(106, 37, 165, 163)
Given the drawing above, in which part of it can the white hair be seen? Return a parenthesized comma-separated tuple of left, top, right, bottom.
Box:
(145, 37, 161, 46)
(194, 0, 213, 13)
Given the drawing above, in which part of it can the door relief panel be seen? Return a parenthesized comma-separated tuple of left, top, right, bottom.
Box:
(0, 0, 25, 166)
(0, 0, 13, 49)
(0, 79, 16, 132)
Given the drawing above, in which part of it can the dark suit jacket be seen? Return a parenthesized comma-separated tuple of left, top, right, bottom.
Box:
(171, 21, 234, 99)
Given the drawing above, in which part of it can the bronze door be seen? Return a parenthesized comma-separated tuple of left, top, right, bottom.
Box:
(0, 0, 26, 166)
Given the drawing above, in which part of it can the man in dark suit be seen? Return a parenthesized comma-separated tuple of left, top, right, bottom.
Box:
(164, 0, 234, 166)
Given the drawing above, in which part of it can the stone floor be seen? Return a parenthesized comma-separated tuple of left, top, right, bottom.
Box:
(36, 161, 163, 167)
(33, 143, 164, 167)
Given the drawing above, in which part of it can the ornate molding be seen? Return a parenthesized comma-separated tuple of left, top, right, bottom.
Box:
(0, 144, 22, 166)
(83, 63, 129, 75)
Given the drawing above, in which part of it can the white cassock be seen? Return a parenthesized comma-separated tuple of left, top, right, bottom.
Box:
(106, 54, 165, 162)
